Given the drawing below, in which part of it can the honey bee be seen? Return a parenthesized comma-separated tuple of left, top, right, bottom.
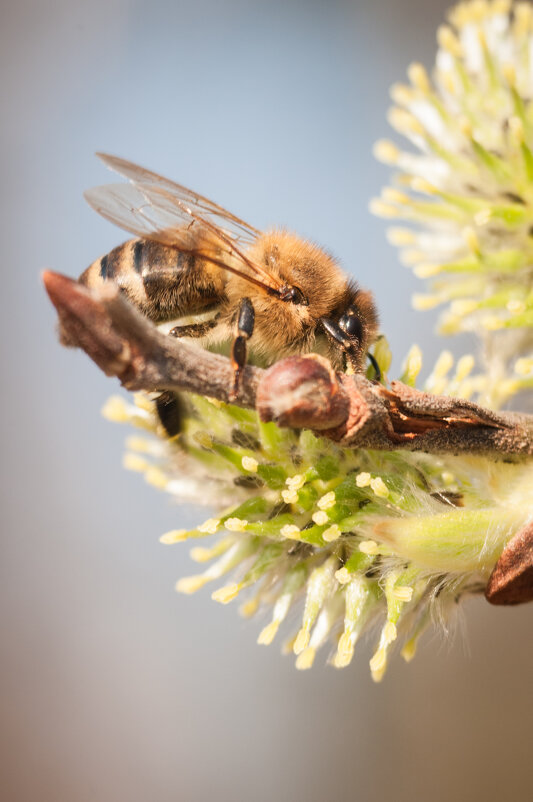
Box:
(80, 154, 379, 416)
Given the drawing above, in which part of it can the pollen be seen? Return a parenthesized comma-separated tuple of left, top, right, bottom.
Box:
(355, 472, 371, 488)
(322, 524, 341, 543)
(242, 456, 258, 473)
(359, 540, 379, 555)
(334, 567, 351, 585)
(280, 524, 300, 540)
(317, 491, 336, 510)
(312, 510, 329, 526)
(197, 518, 220, 534)
(393, 585, 414, 602)
(286, 474, 305, 491)
(370, 477, 389, 498)
(281, 489, 299, 504)
(224, 517, 248, 532)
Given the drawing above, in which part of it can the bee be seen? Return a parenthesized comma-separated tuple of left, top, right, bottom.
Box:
(80, 154, 379, 422)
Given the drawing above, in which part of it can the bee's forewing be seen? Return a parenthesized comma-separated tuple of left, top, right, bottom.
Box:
(95, 152, 260, 247)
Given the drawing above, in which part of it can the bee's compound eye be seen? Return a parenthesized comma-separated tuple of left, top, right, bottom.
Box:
(283, 286, 308, 305)
(339, 312, 363, 341)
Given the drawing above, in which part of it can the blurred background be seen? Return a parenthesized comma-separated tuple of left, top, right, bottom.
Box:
(2, 0, 532, 800)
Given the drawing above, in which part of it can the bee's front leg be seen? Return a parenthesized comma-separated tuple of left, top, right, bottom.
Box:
(230, 297, 255, 401)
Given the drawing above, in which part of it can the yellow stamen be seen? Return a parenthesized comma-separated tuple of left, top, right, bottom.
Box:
(211, 583, 240, 604)
(159, 529, 188, 545)
(241, 456, 258, 472)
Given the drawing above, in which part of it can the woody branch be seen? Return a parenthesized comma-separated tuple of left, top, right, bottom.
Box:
(43, 270, 533, 459)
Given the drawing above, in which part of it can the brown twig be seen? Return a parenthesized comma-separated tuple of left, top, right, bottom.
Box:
(44, 270, 533, 458)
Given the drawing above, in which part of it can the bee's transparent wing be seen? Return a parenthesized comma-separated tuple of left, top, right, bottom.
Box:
(95, 152, 260, 248)
(85, 182, 283, 293)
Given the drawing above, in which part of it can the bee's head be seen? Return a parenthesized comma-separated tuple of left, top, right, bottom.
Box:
(321, 285, 379, 373)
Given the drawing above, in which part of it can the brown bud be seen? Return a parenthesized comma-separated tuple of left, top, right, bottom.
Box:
(256, 354, 349, 430)
(485, 521, 533, 605)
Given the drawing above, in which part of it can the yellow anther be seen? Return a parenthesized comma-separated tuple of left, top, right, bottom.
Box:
(412, 294, 443, 311)
(411, 177, 438, 195)
(293, 628, 310, 655)
(211, 583, 240, 604)
(190, 546, 214, 562)
(241, 456, 258, 472)
(393, 585, 414, 602)
(386, 227, 416, 246)
(197, 518, 220, 534)
(433, 350, 454, 378)
(323, 524, 341, 543)
(369, 199, 401, 218)
(317, 491, 336, 510)
(257, 621, 279, 645)
(356, 472, 371, 488)
(408, 62, 430, 93)
(224, 518, 248, 532)
(383, 621, 398, 643)
(101, 395, 129, 423)
(382, 187, 411, 205)
(335, 567, 351, 585)
(369, 648, 387, 682)
(280, 524, 300, 540)
(175, 575, 208, 594)
(122, 452, 150, 473)
(295, 647, 316, 670)
(281, 489, 299, 504)
(145, 466, 169, 490)
(388, 107, 425, 136)
(390, 83, 416, 106)
(370, 477, 389, 499)
(359, 540, 379, 555)
(437, 25, 462, 57)
(413, 263, 441, 279)
(373, 139, 401, 165)
(286, 474, 305, 490)
(239, 597, 259, 618)
(159, 529, 188, 545)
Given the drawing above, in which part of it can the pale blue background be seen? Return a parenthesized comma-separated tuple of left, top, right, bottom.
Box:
(2, 1, 532, 800)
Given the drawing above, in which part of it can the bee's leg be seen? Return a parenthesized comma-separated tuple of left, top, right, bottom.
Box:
(366, 352, 381, 383)
(230, 297, 255, 401)
(169, 315, 220, 338)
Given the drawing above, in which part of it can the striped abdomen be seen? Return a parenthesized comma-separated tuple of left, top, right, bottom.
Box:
(79, 238, 226, 322)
